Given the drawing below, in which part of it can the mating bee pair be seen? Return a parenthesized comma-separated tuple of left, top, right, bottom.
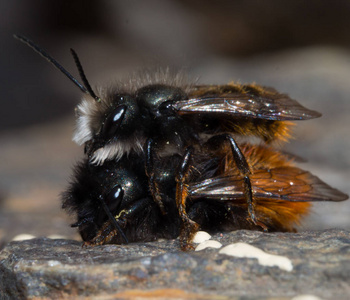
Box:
(15, 35, 348, 250)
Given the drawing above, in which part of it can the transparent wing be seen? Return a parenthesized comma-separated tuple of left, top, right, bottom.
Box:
(189, 166, 348, 202)
(173, 84, 321, 120)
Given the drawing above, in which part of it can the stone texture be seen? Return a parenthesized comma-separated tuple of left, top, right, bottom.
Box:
(0, 229, 349, 299)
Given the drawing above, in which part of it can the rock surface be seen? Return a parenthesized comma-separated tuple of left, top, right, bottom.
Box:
(0, 229, 349, 299)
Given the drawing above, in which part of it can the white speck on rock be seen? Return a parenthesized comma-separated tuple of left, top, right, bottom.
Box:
(11, 234, 36, 241)
(47, 260, 62, 267)
(219, 242, 293, 272)
(291, 295, 322, 300)
(195, 240, 222, 251)
(193, 231, 211, 243)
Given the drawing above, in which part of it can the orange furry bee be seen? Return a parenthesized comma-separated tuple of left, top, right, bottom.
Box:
(80, 141, 348, 250)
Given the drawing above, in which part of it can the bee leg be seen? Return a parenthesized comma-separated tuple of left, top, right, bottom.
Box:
(98, 195, 128, 244)
(83, 221, 117, 247)
(176, 146, 200, 251)
(209, 134, 268, 231)
(83, 197, 150, 246)
(145, 138, 167, 215)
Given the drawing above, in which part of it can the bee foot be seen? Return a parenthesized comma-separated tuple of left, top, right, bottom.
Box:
(180, 219, 200, 251)
(256, 220, 268, 232)
(82, 239, 103, 248)
(247, 215, 268, 232)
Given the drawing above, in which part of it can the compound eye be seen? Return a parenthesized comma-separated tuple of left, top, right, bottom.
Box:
(101, 105, 126, 139)
(105, 185, 124, 214)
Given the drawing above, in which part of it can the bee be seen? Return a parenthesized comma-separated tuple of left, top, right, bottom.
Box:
(63, 143, 348, 250)
(15, 35, 347, 250)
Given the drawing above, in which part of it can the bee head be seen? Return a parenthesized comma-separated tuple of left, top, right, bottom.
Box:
(13, 35, 150, 165)
(74, 90, 150, 165)
(75, 84, 188, 165)
(65, 157, 147, 242)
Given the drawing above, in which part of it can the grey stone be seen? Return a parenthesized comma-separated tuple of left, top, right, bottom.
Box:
(0, 229, 349, 299)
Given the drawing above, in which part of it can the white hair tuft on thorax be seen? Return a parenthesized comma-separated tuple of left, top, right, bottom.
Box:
(90, 136, 145, 165)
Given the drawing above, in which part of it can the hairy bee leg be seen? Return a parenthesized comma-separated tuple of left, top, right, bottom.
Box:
(209, 134, 268, 231)
(176, 146, 200, 251)
(83, 197, 150, 247)
(145, 139, 167, 215)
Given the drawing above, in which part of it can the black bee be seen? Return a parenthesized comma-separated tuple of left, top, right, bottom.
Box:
(61, 155, 172, 245)
(14, 35, 323, 234)
(63, 142, 348, 250)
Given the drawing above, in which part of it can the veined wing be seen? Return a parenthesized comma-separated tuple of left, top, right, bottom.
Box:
(173, 84, 321, 120)
(189, 166, 348, 202)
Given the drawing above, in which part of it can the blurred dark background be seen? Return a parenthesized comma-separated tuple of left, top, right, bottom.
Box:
(1, 0, 349, 244)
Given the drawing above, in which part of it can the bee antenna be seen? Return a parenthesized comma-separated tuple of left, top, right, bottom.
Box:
(98, 195, 129, 244)
(70, 48, 101, 102)
(13, 34, 89, 95)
